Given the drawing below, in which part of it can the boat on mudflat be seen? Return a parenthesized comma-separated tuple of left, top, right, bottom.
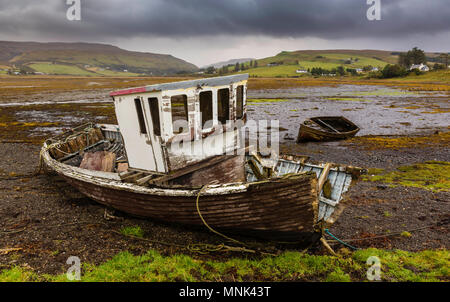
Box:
(41, 75, 361, 243)
(297, 116, 360, 142)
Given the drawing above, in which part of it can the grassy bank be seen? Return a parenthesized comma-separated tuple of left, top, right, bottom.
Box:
(1, 248, 448, 282)
(363, 161, 450, 192)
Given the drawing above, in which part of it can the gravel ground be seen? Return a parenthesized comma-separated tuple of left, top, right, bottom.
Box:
(0, 140, 448, 275)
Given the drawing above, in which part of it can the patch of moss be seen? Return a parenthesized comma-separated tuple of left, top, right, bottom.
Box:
(367, 168, 385, 175)
(120, 226, 145, 238)
(421, 108, 450, 114)
(246, 98, 290, 105)
(401, 231, 412, 238)
(363, 161, 450, 192)
(326, 97, 372, 102)
(1, 248, 448, 282)
(348, 132, 450, 150)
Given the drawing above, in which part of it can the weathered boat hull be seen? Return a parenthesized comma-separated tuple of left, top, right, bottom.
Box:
(297, 116, 360, 142)
(42, 147, 321, 243)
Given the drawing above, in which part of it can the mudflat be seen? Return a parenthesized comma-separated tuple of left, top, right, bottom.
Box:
(0, 76, 448, 275)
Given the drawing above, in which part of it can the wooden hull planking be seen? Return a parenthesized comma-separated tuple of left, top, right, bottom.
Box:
(42, 147, 321, 242)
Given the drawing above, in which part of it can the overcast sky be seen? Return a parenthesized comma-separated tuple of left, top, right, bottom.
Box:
(0, 0, 449, 66)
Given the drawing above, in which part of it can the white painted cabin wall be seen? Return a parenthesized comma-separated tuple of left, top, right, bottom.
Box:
(113, 78, 247, 173)
(114, 92, 167, 173)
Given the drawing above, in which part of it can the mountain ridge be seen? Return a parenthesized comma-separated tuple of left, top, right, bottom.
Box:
(0, 41, 198, 76)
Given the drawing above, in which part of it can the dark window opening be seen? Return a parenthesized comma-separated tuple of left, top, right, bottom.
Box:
(134, 98, 147, 134)
(236, 85, 244, 119)
(199, 91, 213, 129)
(217, 88, 230, 124)
(148, 97, 161, 136)
(171, 94, 188, 134)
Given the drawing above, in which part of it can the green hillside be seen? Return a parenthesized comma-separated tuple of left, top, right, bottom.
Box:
(235, 49, 448, 78)
(238, 49, 398, 77)
(0, 41, 198, 76)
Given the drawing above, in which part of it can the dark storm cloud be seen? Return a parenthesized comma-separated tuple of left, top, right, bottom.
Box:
(0, 0, 449, 41)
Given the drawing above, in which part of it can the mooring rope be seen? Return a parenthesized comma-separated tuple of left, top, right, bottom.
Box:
(324, 228, 360, 250)
(195, 185, 246, 246)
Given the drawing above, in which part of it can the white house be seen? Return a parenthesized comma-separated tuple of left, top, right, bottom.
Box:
(296, 69, 308, 74)
(410, 63, 429, 72)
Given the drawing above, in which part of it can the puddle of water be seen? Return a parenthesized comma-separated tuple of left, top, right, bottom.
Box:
(247, 85, 449, 141)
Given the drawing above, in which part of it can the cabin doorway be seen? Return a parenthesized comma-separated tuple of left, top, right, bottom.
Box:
(217, 88, 230, 124)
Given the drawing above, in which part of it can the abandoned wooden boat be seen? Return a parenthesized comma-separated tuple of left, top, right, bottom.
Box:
(41, 75, 360, 243)
(297, 116, 360, 142)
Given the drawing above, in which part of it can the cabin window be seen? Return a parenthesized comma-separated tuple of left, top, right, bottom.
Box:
(148, 97, 161, 136)
(236, 85, 244, 119)
(134, 98, 147, 134)
(199, 91, 213, 129)
(217, 88, 230, 124)
(171, 94, 188, 134)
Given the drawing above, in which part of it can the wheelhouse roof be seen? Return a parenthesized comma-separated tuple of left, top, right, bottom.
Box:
(110, 74, 249, 97)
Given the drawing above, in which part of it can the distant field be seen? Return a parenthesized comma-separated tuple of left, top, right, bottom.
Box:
(237, 51, 390, 77)
(85, 66, 140, 77)
(27, 63, 97, 76)
(24, 62, 141, 77)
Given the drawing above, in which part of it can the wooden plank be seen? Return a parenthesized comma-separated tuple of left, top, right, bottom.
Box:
(317, 163, 332, 193)
(136, 173, 157, 186)
(128, 167, 165, 176)
(148, 154, 231, 185)
(315, 118, 340, 133)
(121, 172, 144, 182)
(247, 158, 266, 180)
(119, 171, 134, 179)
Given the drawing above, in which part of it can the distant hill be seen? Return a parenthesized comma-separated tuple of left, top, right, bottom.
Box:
(0, 41, 198, 76)
(204, 58, 255, 69)
(238, 49, 446, 77)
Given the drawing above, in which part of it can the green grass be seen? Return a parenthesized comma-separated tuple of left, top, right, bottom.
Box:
(119, 226, 145, 238)
(9, 45, 198, 75)
(92, 69, 140, 77)
(27, 63, 96, 76)
(326, 97, 373, 102)
(237, 51, 390, 77)
(401, 231, 412, 238)
(246, 98, 290, 104)
(363, 161, 450, 192)
(1, 248, 448, 282)
(0, 266, 40, 282)
(345, 88, 417, 96)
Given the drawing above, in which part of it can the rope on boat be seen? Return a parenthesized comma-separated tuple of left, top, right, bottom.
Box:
(195, 185, 246, 246)
(193, 186, 278, 255)
(324, 228, 360, 251)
